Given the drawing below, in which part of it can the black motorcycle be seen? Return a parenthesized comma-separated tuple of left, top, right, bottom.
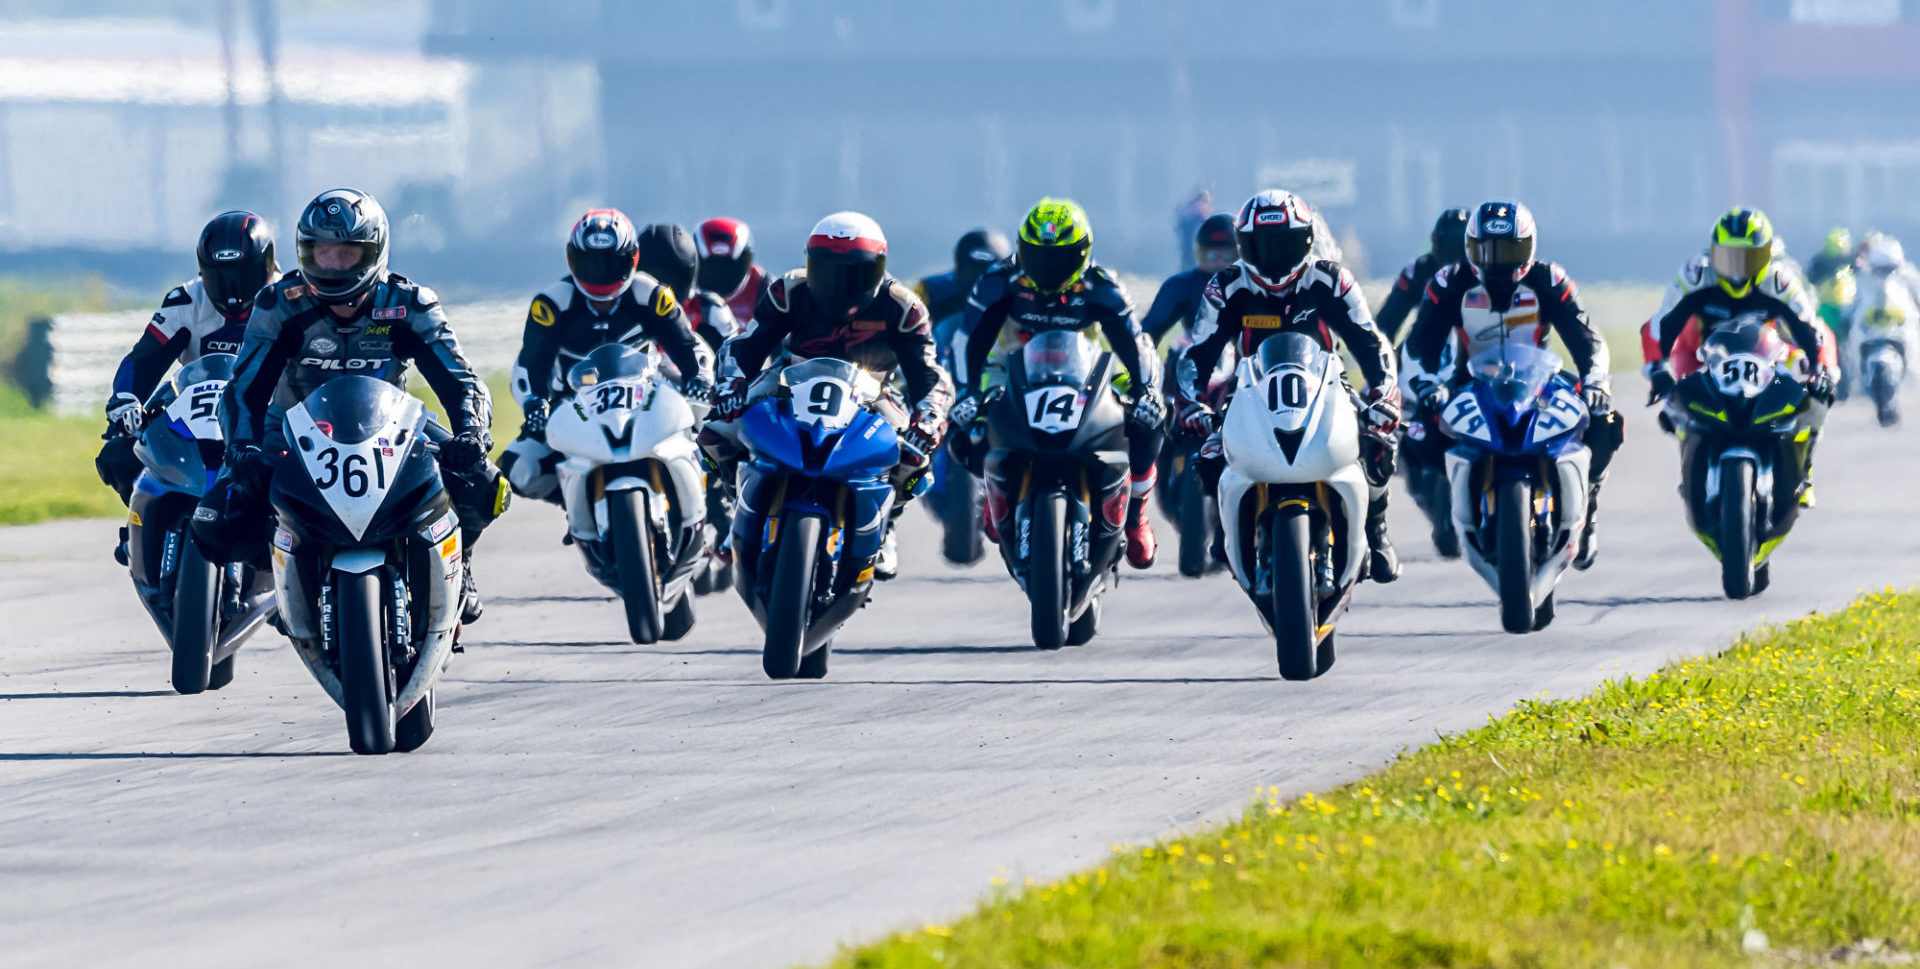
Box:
(1662, 316, 1825, 599)
(982, 331, 1131, 650)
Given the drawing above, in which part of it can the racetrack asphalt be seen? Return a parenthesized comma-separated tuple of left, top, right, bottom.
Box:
(2, 394, 1916, 969)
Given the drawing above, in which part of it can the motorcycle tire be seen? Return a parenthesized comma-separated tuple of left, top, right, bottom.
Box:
(608, 489, 664, 644)
(1028, 492, 1070, 651)
(763, 512, 823, 680)
(1177, 478, 1210, 578)
(1533, 591, 1556, 631)
(169, 533, 220, 695)
(1496, 478, 1535, 635)
(1720, 457, 1756, 600)
(394, 689, 435, 753)
(940, 464, 985, 566)
(1870, 358, 1900, 427)
(337, 570, 396, 755)
(1270, 502, 1317, 680)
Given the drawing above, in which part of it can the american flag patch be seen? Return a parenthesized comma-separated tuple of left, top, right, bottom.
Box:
(372, 306, 407, 320)
(1465, 291, 1490, 309)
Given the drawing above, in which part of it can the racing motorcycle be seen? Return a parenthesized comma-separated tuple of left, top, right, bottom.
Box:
(981, 331, 1130, 650)
(1215, 333, 1370, 679)
(123, 353, 275, 694)
(925, 315, 986, 566)
(545, 344, 709, 643)
(1440, 342, 1592, 634)
(1846, 269, 1916, 427)
(1160, 342, 1234, 577)
(268, 376, 464, 754)
(1661, 316, 1823, 599)
(733, 358, 900, 679)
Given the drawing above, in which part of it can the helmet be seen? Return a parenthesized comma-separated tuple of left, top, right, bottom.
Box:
(1194, 213, 1238, 271)
(1862, 232, 1906, 273)
(1823, 226, 1853, 258)
(196, 210, 277, 317)
(953, 228, 1013, 294)
(1464, 201, 1537, 284)
(1431, 207, 1471, 265)
(567, 209, 640, 301)
(1234, 189, 1317, 289)
(1709, 208, 1774, 298)
(805, 211, 888, 320)
(636, 223, 699, 303)
(696, 217, 754, 297)
(1017, 198, 1092, 294)
(294, 188, 388, 304)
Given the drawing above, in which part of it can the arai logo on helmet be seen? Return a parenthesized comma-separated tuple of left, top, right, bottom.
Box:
(585, 230, 616, 249)
(709, 243, 731, 256)
(1482, 218, 1513, 233)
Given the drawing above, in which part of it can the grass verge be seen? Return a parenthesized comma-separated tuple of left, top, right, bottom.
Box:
(828, 589, 1920, 969)
(0, 383, 125, 525)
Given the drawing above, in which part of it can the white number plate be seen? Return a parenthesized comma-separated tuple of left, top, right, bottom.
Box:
(1023, 386, 1087, 433)
(164, 380, 227, 440)
(1712, 353, 1772, 398)
(791, 376, 858, 429)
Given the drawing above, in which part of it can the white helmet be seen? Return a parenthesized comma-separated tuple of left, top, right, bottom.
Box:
(805, 211, 889, 319)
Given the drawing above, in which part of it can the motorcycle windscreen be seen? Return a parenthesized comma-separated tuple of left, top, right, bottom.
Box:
(1697, 318, 1793, 400)
(1018, 331, 1101, 436)
(567, 343, 655, 391)
(283, 376, 427, 541)
(166, 353, 238, 398)
(1465, 343, 1563, 409)
(1253, 331, 1332, 377)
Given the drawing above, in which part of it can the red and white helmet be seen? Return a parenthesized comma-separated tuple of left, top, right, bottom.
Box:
(1235, 189, 1317, 290)
(805, 211, 888, 320)
(696, 216, 755, 297)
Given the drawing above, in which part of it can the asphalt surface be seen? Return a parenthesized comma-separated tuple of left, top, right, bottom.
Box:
(3, 398, 1918, 969)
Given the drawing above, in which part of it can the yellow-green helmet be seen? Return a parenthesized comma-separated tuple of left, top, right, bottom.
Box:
(1017, 197, 1092, 294)
(1710, 208, 1774, 298)
(1822, 226, 1852, 258)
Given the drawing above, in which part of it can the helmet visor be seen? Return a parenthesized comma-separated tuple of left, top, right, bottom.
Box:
(697, 255, 750, 297)
(807, 251, 885, 318)
(1466, 236, 1535, 273)
(1238, 227, 1314, 283)
(1018, 239, 1089, 293)
(569, 245, 637, 298)
(202, 259, 274, 312)
(1710, 243, 1770, 287)
(295, 240, 382, 298)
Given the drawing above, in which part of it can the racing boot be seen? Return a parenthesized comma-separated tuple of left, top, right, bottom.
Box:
(874, 521, 901, 581)
(1798, 470, 1818, 509)
(1363, 495, 1400, 583)
(113, 525, 130, 567)
(1574, 480, 1603, 571)
(1125, 467, 1158, 569)
(459, 550, 483, 626)
(1415, 468, 1459, 559)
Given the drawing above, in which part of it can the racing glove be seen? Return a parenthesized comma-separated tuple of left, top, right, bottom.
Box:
(713, 376, 751, 422)
(1129, 387, 1168, 430)
(1806, 368, 1837, 405)
(948, 392, 981, 429)
(1175, 399, 1215, 437)
(224, 443, 274, 496)
(1582, 379, 1614, 416)
(519, 399, 550, 442)
(439, 431, 493, 473)
(683, 374, 716, 410)
(1361, 386, 1402, 437)
(1645, 363, 1676, 405)
(106, 392, 145, 437)
(1409, 376, 1449, 414)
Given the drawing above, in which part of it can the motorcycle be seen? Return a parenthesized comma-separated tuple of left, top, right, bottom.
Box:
(926, 312, 986, 566)
(1160, 342, 1234, 578)
(981, 331, 1130, 650)
(1845, 269, 1916, 427)
(544, 344, 710, 643)
(268, 376, 464, 754)
(1440, 342, 1592, 633)
(125, 353, 276, 694)
(1662, 316, 1823, 599)
(1215, 332, 1370, 679)
(733, 358, 901, 679)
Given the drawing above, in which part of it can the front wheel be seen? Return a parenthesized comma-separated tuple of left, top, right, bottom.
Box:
(607, 488, 664, 644)
(1177, 477, 1211, 578)
(1269, 503, 1317, 680)
(763, 512, 823, 679)
(940, 463, 985, 566)
(1028, 492, 1070, 651)
(1495, 478, 1535, 634)
(336, 571, 395, 755)
(1719, 457, 1756, 600)
(169, 534, 219, 695)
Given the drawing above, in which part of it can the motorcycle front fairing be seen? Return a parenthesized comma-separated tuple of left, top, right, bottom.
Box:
(127, 353, 238, 634)
(1667, 365, 1818, 556)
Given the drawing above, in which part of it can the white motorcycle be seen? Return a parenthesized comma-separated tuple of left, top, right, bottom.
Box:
(1216, 332, 1371, 680)
(1846, 267, 1918, 427)
(545, 343, 710, 643)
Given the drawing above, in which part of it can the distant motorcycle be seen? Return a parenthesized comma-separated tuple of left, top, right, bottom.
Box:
(268, 376, 464, 754)
(124, 353, 275, 694)
(926, 314, 986, 566)
(1662, 316, 1824, 599)
(1845, 269, 1917, 427)
(1160, 342, 1233, 577)
(545, 344, 710, 643)
(1440, 342, 1592, 633)
(1216, 333, 1370, 679)
(734, 358, 901, 679)
(981, 331, 1130, 650)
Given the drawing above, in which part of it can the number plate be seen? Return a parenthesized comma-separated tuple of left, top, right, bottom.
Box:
(1442, 392, 1492, 443)
(791, 376, 859, 429)
(1712, 353, 1772, 398)
(165, 380, 228, 440)
(1023, 386, 1087, 433)
(285, 402, 417, 540)
(1532, 387, 1586, 438)
(1260, 365, 1317, 432)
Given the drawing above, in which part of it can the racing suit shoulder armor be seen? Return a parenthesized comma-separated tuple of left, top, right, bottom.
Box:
(1301, 259, 1353, 294)
(1202, 265, 1240, 306)
(535, 279, 577, 313)
(161, 285, 193, 309)
(766, 270, 803, 313)
(1080, 265, 1133, 315)
(1676, 254, 1709, 292)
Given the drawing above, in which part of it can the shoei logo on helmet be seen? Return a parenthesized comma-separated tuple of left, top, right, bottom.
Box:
(1253, 210, 1292, 226)
(1483, 218, 1513, 233)
(212, 248, 243, 261)
(585, 230, 616, 249)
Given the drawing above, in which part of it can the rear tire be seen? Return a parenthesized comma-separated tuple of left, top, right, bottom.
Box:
(1270, 503, 1317, 681)
(1496, 478, 1535, 635)
(608, 489, 663, 644)
(394, 689, 435, 752)
(1720, 458, 1756, 600)
(1177, 477, 1210, 578)
(662, 592, 696, 641)
(940, 464, 985, 565)
(763, 513, 823, 680)
(169, 536, 219, 695)
(1066, 596, 1100, 646)
(1028, 492, 1070, 651)
(337, 571, 395, 755)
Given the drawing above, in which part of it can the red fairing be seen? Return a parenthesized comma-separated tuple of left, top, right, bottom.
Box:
(1669, 318, 1705, 378)
(1639, 319, 1663, 366)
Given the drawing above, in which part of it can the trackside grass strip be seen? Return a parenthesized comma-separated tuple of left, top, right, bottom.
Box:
(827, 589, 1920, 968)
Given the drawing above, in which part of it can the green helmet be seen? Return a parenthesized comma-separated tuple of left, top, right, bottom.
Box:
(1822, 226, 1853, 258)
(1017, 198, 1092, 294)
(1710, 208, 1774, 298)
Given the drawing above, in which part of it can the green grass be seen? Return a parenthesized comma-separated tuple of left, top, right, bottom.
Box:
(0, 383, 124, 525)
(827, 589, 1920, 969)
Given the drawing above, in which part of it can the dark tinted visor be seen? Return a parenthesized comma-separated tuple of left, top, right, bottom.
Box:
(1238, 226, 1313, 281)
(1467, 236, 1535, 272)
(1017, 239, 1089, 293)
(568, 244, 636, 290)
(806, 251, 886, 314)
(201, 259, 273, 310)
(698, 254, 751, 296)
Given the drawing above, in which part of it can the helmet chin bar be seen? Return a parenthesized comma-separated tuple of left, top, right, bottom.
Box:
(1243, 258, 1306, 292)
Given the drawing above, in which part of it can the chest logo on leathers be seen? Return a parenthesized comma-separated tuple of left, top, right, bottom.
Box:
(308, 336, 339, 354)
(1461, 287, 1543, 347)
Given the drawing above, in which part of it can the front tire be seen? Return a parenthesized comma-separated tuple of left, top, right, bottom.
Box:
(170, 535, 220, 695)
(1270, 503, 1317, 680)
(1177, 477, 1211, 578)
(940, 464, 985, 565)
(337, 571, 395, 755)
(1028, 492, 1070, 651)
(1496, 478, 1535, 634)
(763, 512, 823, 680)
(608, 488, 664, 644)
(1719, 457, 1756, 600)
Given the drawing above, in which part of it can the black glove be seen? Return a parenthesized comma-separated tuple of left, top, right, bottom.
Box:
(1646, 368, 1676, 405)
(106, 392, 145, 437)
(1806, 369, 1836, 405)
(713, 376, 751, 421)
(1129, 388, 1168, 430)
(1175, 399, 1215, 437)
(440, 431, 492, 472)
(519, 399, 550, 442)
(1583, 383, 1613, 417)
(224, 443, 274, 496)
(683, 374, 716, 409)
(1411, 378, 1450, 413)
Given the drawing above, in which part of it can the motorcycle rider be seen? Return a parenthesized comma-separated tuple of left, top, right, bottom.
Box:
(1374, 207, 1471, 342)
(918, 228, 1013, 325)
(189, 188, 506, 624)
(1644, 208, 1835, 506)
(498, 210, 713, 507)
(952, 197, 1169, 569)
(96, 211, 279, 519)
(1140, 213, 1239, 344)
(1402, 201, 1617, 569)
(1176, 189, 1404, 582)
(696, 217, 766, 327)
(638, 221, 738, 356)
(703, 211, 954, 581)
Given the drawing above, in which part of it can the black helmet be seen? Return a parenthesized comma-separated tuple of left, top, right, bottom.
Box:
(953, 228, 1012, 294)
(636, 223, 699, 304)
(1194, 213, 1238, 270)
(805, 211, 888, 320)
(196, 210, 277, 317)
(1431, 207, 1471, 265)
(567, 209, 640, 301)
(1464, 201, 1537, 283)
(1234, 189, 1317, 288)
(295, 188, 388, 304)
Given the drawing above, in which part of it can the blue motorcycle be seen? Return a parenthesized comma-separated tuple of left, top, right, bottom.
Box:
(733, 358, 901, 679)
(1439, 343, 1592, 634)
